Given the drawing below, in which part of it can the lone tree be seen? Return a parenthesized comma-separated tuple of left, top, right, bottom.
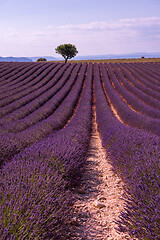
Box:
(55, 44, 78, 63)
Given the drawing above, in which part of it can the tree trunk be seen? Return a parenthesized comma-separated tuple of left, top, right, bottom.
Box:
(64, 57, 68, 64)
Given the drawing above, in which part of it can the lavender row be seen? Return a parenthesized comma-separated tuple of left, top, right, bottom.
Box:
(0, 62, 10, 72)
(0, 62, 29, 81)
(122, 63, 160, 93)
(0, 63, 68, 109)
(0, 63, 68, 118)
(42, 62, 92, 184)
(0, 63, 55, 100)
(0, 64, 93, 239)
(0, 63, 12, 74)
(107, 63, 160, 119)
(132, 62, 160, 82)
(128, 63, 160, 86)
(0, 63, 87, 163)
(117, 63, 160, 103)
(1, 63, 80, 133)
(0, 64, 71, 123)
(135, 62, 160, 78)
(0, 62, 49, 94)
(144, 62, 160, 74)
(94, 62, 160, 240)
(100, 63, 160, 136)
(38, 62, 87, 131)
(0, 63, 54, 104)
(112, 63, 160, 109)
(0, 62, 34, 87)
(0, 62, 28, 83)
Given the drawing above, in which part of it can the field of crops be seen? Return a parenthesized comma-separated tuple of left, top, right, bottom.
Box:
(0, 61, 160, 239)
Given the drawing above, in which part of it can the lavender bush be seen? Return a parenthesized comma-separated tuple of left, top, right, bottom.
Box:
(0, 156, 72, 239)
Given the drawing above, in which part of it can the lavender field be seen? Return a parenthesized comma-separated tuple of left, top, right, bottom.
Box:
(0, 61, 160, 239)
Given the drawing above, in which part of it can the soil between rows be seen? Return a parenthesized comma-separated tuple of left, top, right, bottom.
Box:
(70, 109, 136, 240)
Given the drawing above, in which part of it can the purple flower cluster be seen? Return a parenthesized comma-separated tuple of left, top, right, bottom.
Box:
(94, 62, 160, 239)
(0, 156, 72, 239)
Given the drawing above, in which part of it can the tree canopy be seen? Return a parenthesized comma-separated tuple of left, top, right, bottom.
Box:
(55, 44, 78, 63)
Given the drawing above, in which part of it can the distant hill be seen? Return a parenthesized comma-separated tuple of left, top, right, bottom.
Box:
(74, 52, 160, 60)
(0, 56, 33, 62)
(29, 56, 57, 62)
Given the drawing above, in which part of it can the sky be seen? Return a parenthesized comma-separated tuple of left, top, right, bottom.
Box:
(0, 0, 160, 57)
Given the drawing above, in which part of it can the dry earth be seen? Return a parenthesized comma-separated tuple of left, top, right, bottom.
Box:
(70, 111, 136, 240)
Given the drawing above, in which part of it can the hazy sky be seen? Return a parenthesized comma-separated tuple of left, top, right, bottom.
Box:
(0, 0, 160, 57)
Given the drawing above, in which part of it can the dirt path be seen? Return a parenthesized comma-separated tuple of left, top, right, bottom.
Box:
(70, 111, 133, 240)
